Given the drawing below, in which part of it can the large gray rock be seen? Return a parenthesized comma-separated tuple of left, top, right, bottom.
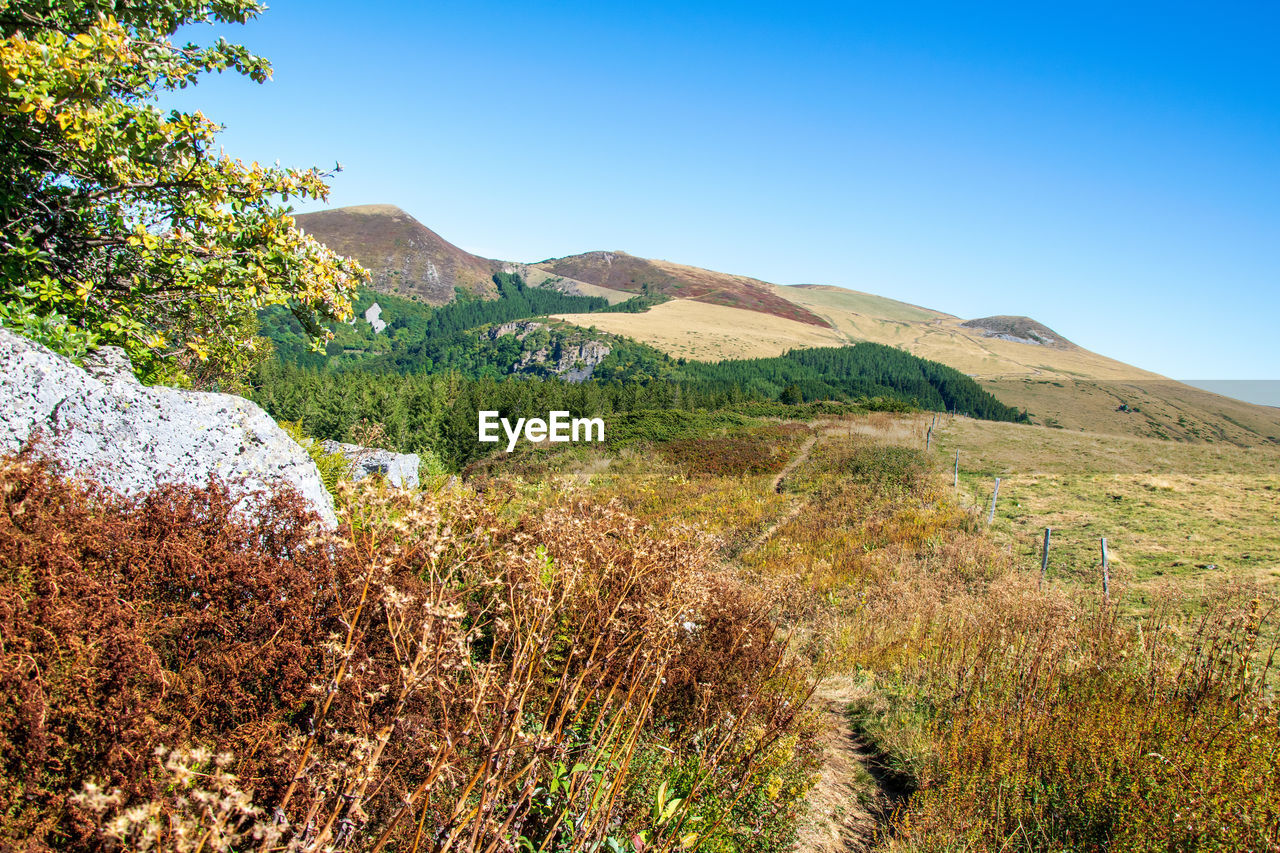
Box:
(320, 440, 420, 489)
(0, 327, 337, 527)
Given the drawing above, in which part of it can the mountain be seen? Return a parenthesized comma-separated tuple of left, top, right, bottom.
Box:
(769, 285, 1280, 444)
(533, 251, 830, 327)
(294, 205, 497, 304)
(553, 275, 1280, 445)
(959, 315, 1075, 348)
(294, 206, 1280, 447)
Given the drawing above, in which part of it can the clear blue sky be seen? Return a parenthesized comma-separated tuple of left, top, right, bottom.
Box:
(170, 0, 1279, 382)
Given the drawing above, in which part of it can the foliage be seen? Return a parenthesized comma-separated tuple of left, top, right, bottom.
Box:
(658, 425, 807, 479)
(673, 344, 1026, 422)
(875, 594, 1280, 852)
(834, 443, 930, 492)
(278, 419, 351, 496)
(259, 274, 619, 376)
(0, 453, 818, 852)
(0, 0, 366, 384)
(0, 283, 99, 358)
(605, 409, 755, 448)
(256, 274, 1025, 426)
(732, 425, 1280, 852)
(595, 293, 673, 313)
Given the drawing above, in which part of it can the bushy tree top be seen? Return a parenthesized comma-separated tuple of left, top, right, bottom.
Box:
(0, 0, 367, 385)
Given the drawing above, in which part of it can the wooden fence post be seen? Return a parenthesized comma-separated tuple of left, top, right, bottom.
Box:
(954, 450, 959, 490)
(987, 477, 1001, 525)
(1041, 527, 1051, 586)
(1101, 537, 1110, 601)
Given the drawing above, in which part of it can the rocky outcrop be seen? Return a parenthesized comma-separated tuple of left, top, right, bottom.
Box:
(364, 301, 387, 333)
(960, 316, 1074, 349)
(319, 440, 420, 489)
(490, 320, 545, 340)
(488, 321, 612, 381)
(0, 327, 337, 527)
(545, 340, 611, 382)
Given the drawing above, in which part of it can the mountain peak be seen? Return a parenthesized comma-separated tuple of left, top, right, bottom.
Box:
(535, 251, 831, 327)
(296, 206, 496, 304)
(960, 315, 1075, 349)
(336, 203, 411, 217)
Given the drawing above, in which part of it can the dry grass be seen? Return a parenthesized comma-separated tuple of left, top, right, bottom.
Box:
(555, 411, 1280, 852)
(775, 285, 1147, 380)
(551, 299, 846, 361)
(11, 402, 1279, 853)
(932, 416, 1280, 597)
(507, 265, 636, 305)
(777, 283, 1280, 445)
(0, 455, 820, 853)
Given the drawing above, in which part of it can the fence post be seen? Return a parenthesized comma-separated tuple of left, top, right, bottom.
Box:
(1041, 527, 1051, 586)
(926, 424, 933, 451)
(987, 477, 1001, 525)
(954, 450, 959, 490)
(1101, 537, 1110, 601)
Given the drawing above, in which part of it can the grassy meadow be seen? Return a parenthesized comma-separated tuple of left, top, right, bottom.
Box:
(553, 299, 847, 361)
(543, 410, 1280, 851)
(933, 416, 1280, 600)
(4, 407, 1277, 852)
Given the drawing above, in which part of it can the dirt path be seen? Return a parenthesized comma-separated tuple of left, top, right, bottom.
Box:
(761, 427, 909, 852)
(771, 433, 818, 493)
(793, 687, 907, 853)
(745, 433, 819, 553)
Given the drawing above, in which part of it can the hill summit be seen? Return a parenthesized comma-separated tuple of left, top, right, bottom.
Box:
(960, 316, 1075, 349)
(292, 204, 1280, 446)
(294, 205, 496, 304)
(534, 250, 830, 327)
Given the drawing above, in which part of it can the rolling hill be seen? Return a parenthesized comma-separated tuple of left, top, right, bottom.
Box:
(294, 205, 497, 304)
(772, 284, 1280, 445)
(295, 205, 1280, 447)
(534, 251, 830, 327)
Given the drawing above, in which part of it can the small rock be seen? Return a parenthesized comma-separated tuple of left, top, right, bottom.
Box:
(320, 440, 420, 489)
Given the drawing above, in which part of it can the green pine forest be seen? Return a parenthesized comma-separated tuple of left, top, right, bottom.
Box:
(253, 273, 1027, 468)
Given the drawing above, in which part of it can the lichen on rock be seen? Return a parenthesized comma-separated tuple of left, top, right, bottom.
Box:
(0, 327, 338, 527)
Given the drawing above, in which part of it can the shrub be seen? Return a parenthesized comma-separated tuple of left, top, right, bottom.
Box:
(658, 426, 806, 479)
(0, 454, 817, 852)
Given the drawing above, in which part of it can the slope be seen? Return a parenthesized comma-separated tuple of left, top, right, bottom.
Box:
(291, 206, 1280, 446)
(775, 284, 1280, 445)
(295, 205, 498, 304)
(535, 251, 831, 327)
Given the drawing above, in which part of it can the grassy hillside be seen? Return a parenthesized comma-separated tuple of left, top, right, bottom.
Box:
(501, 262, 641, 305)
(536, 251, 831, 326)
(787, 284, 951, 323)
(292, 206, 1280, 446)
(933, 416, 1280, 600)
(503, 410, 1280, 850)
(553, 275, 1280, 447)
(295, 205, 498, 304)
(553, 298, 846, 360)
(774, 283, 1280, 444)
(8, 398, 1277, 850)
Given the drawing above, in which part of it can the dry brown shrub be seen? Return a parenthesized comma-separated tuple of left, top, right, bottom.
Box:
(0, 455, 817, 853)
(0, 453, 354, 850)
